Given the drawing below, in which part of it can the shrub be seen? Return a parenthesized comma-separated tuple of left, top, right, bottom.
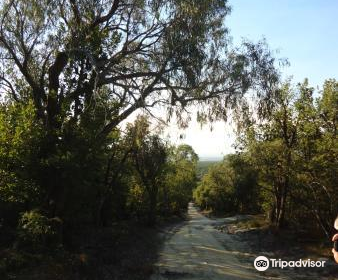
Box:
(18, 210, 60, 249)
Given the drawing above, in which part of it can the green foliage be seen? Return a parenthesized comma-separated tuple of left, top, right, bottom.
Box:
(4, 2, 336, 278)
(0, 0, 279, 135)
(236, 79, 337, 236)
(194, 153, 260, 214)
(194, 161, 234, 212)
(160, 145, 198, 215)
(126, 116, 168, 224)
(123, 117, 198, 223)
(226, 154, 260, 213)
(17, 210, 58, 249)
(194, 79, 337, 238)
(0, 0, 279, 238)
(196, 160, 220, 179)
(0, 101, 44, 226)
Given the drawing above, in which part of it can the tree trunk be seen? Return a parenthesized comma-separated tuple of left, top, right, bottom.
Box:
(147, 185, 158, 226)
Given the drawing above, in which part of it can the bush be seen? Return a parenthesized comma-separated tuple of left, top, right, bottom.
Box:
(193, 154, 260, 214)
(18, 210, 61, 250)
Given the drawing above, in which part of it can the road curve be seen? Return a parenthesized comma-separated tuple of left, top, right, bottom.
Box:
(150, 203, 286, 280)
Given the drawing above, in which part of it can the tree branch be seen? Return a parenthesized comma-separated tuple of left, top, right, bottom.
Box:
(91, 0, 120, 28)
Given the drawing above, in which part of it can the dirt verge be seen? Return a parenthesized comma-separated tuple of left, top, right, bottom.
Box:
(217, 214, 338, 280)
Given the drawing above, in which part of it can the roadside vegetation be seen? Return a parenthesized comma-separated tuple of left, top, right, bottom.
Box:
(0, 0, 336, 279)
(194, 79, 337, 244)
(0, 0, 278, 278)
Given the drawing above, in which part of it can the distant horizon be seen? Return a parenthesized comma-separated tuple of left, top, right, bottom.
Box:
(198, 156, 223, 162)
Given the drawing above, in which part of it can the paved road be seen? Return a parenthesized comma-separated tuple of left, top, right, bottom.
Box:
(150, 203, 288, 280)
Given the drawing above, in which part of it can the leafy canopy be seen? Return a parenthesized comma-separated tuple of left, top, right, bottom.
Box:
(0, 0, 279, 134)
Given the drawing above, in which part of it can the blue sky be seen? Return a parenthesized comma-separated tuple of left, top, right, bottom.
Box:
(228, 0, 338, 87)
(170, 1, 338, 159)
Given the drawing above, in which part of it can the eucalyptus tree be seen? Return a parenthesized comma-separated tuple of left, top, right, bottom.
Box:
(0, 0, 279, 132)
(0, 0, 280, 221)
(235, 79, 337, 235)
(127, 116, 167, 225)
(162, 144, 199, 215)
(292, 80, 338, 237)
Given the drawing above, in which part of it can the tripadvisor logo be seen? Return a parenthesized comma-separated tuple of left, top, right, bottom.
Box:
(254, 256, 326, 271)
(254, 256, 269, 271)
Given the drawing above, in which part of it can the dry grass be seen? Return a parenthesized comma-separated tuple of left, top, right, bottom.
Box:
(235, 214, 268, 229)
(225, 214, 335, 260)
